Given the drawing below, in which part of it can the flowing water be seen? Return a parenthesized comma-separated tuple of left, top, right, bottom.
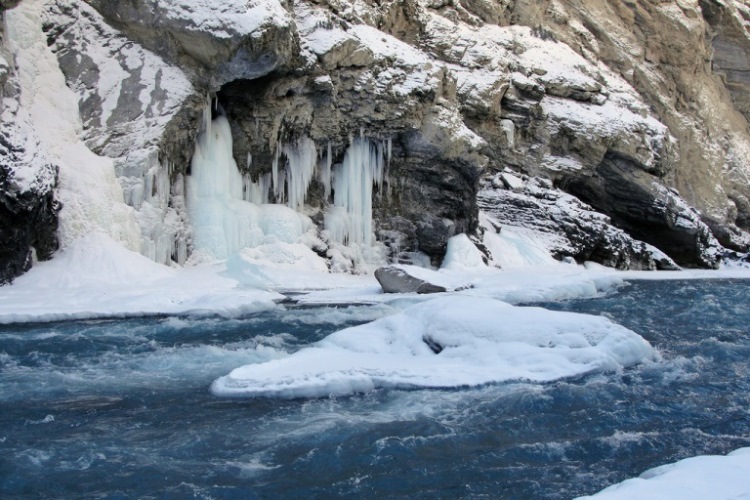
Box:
(1, 279, 749, 498)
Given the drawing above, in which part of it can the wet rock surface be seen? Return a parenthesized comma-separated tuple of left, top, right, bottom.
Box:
(375, 266, 447, 294)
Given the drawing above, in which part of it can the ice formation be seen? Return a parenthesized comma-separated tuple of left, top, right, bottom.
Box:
(266, 136, 318, 209)
(5, 1, 141, 253)
(228, 127, 389, 263)
(187, 104, 319, 261)
(211, 295, 658, 398)
(326, 136, 387, 246)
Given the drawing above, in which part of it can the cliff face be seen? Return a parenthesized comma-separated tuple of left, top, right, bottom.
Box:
(0, 0, 58, 284)
(2, 0, 750, 280)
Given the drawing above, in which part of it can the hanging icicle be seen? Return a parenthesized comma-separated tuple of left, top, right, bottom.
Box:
(325, 136, 386, 246)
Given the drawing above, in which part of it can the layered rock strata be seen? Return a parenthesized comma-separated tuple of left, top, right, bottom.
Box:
(2, 0, 750, 280)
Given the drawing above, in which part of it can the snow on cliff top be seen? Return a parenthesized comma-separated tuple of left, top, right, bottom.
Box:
(157, 0, 291, 38)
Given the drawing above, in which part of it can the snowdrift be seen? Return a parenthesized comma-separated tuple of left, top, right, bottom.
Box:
(211, 295, 658, 398)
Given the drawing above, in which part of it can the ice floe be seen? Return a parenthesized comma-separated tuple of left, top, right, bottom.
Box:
(211, 295, 658, 398)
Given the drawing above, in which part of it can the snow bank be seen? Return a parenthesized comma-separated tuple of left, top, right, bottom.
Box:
(577, 447, 750, 499)
(0, 233, 283, 324)
(6, 2, 142, 252)
(211, 295, 657, 398)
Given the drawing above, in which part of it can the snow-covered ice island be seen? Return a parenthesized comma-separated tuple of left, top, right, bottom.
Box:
(3, 0, 750, 498)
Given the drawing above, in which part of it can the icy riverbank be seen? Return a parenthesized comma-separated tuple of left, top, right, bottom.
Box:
(1, 231, 749, 324)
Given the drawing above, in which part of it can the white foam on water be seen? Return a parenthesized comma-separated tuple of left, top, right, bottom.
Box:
(0, 338, 292, 402)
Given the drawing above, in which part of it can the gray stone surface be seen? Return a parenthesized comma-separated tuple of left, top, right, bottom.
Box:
(7, 0, 750, 277)
(479, 175, 681, 271)
(375, 266, 447, 294)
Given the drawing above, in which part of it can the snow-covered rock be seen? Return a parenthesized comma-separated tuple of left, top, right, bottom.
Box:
(577, 447, 750, 500)
(211, 295, 659, 398)
(480, 174, 697, 270)
(4, 0, 750, 279)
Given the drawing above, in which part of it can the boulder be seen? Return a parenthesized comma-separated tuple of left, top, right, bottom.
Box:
(375, 266, 446, 294)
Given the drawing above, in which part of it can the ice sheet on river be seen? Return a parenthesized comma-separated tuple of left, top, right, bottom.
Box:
(578, 447, 750, 499)
(211, 295, 658, 398)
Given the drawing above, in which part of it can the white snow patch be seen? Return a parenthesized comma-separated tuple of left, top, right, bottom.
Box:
(484, 225, 560, 269)
(6, 1, 141, 252)
(211, 295, 658, 398)
(577, 447, 750, 499)
(0, 233, 282, 324)
(441, 234, 487, 271)
(156, 0, 291, 39)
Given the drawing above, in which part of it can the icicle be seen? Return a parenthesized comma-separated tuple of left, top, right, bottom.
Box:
(326, 136, 385, 246)
(387, 137, 392, 167)
(245, 172, 272, 205)
(318, 141, 332, 201)
(282, 136, 317, 211)
(246, 152, 252, 169)
(272, 143, 281, 203)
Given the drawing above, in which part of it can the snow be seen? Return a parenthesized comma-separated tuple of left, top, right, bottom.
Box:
(6, 1, 142, 252)
(442, 234, 487, 271)
(211, 295, 658, 398)
(187, 109, 321, 261)
(483, 224, 561, 269)
(0, 233, 283, 324)
(156, 0, 291, 39)
(577, 447, 750, 499)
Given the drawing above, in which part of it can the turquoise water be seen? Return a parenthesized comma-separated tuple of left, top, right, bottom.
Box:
(1, 280, 749, 498)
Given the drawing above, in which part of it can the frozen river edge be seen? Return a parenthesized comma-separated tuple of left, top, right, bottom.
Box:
(2, 235, 750, 498)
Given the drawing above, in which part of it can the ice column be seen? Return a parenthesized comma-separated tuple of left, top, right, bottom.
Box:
(319, 141, 333, 201)
(282, 137, 317, 210)
(268, 136, 317, 209)
(187, 106, 260, 260)
(326, 136, 386, 246)
(243, 173, 272, 205)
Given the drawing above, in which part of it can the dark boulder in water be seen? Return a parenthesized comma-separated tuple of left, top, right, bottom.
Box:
(375, 266, 446, 294)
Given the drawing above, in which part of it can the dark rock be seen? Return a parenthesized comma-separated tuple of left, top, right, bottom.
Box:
(375, 266, 447, 294)
(0, 0, 21, 13)
(422, 335, 444, 354)
(559, 152, 722, 268)
(479, 175, 681, 270)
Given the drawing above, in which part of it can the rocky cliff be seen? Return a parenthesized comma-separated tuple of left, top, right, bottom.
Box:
(0, 0, 58, 284)
(2, 0, 750, 281)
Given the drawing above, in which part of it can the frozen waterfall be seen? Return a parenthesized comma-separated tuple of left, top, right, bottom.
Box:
(187, 107, 322, 262)
(188, 104, 388, 263)
(187, 112, 260, 260)
(326, 136, 386, 246)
